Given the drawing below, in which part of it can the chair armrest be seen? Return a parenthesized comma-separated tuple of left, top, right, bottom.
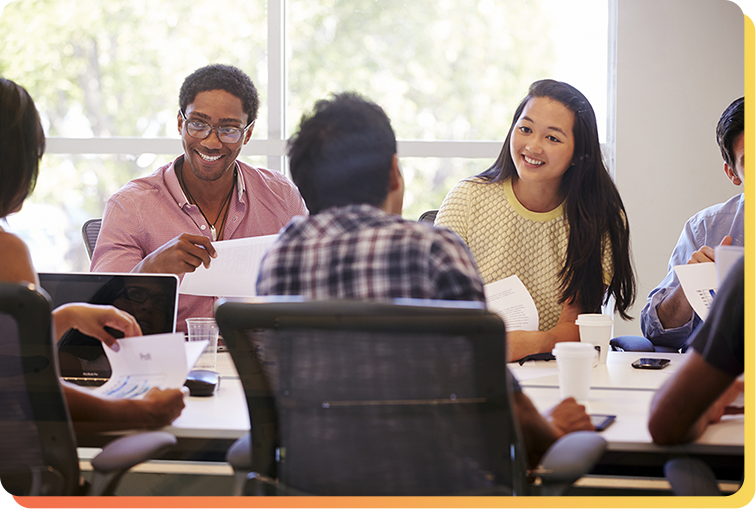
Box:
(610, 335, 655, 352)
(535, 431, 606, 485)
(88, 431, 176, 495)
(226, 432, 252, 470)
(664, 458, 721, 496)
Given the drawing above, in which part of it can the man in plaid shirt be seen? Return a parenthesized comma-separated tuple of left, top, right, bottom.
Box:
(256, 92, 484, 302)
(255, 92, 595, 467)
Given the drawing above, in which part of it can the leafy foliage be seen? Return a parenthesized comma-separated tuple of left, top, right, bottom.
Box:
(0, 0, 557, 270)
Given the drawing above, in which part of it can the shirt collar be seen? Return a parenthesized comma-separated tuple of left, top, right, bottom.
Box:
(168, 156, 245, 207)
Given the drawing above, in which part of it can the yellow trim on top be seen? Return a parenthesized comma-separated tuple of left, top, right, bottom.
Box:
(503, 178, 564, 222)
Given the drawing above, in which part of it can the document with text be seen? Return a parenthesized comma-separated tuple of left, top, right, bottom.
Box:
(673, 263, 717, 321)
(179, 234, 277, 297)
(96, 333, 206, 399)
(673, 245, 744, 322)
(484, 275, 539, 331)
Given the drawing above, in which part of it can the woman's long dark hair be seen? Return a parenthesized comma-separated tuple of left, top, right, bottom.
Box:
(477, 79, 635, 319)
(0, 78, 44, 218)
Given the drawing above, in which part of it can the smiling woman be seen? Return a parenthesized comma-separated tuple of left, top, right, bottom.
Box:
(435, 79, 635, 363)
(509, 97, 576, 211)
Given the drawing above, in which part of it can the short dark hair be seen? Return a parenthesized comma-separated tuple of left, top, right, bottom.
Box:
(179, 64, 259, 125)
(287, 92, 397, 214)
(0, 78, 44, 218)
(716, 97, 744, 169)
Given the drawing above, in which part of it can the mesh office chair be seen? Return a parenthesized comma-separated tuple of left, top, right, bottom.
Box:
(217, 298, 605, 496)
(81, 218, 102, 260)
(0, 282, 177, 496)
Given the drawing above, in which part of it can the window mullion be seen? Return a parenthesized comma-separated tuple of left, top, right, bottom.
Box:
(267, 0, 286, 173)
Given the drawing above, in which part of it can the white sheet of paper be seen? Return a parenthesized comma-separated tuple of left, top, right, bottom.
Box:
(715, 245, 744, 285)
(673, 263, 718, 321)
(484, 275, 539, 331)
(96, 333, 207, 399)
(179, 234, 277, 297)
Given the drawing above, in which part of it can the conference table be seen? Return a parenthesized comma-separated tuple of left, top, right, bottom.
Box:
(78, 349, 745, 484)
(509, 351, 745, 482)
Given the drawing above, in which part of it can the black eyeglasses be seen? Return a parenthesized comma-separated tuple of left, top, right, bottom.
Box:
(179, 109, 252, 144)
(117, 286, 169, 312)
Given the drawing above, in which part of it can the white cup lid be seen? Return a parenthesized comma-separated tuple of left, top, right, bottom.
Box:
(575, 313, 613, 325)
(552, 342, 596, 357)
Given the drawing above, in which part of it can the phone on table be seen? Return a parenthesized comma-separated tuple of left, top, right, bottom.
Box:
(590, 414, 616, 432)
(631, 358, 670, 370)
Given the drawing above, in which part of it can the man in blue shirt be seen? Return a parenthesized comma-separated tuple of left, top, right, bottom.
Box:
(648, 256, 743, 444)
(640, 97, 744, 350)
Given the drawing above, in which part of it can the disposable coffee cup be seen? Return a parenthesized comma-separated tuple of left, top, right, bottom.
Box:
(575, 313, 613, 365)
(186, 317, 219, 371)
(552, 342, 596, 403)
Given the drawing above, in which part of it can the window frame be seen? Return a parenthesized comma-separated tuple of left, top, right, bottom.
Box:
(41, 0, 617, 178)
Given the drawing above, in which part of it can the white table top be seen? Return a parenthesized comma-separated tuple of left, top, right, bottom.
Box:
(166, 377, 249, 440)
(522, 386, 744, 454)
(164, 350, 742, 457)
(510, 351, 686, 391)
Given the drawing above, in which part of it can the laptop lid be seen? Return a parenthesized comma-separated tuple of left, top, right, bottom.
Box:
(38, 272, 179, 383)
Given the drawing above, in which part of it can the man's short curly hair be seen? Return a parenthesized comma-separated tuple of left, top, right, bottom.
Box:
(287, 92, 397, 214)
(179, 64, 259, 125)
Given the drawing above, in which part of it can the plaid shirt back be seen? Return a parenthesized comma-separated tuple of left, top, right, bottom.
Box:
(256, 204, 485, 303)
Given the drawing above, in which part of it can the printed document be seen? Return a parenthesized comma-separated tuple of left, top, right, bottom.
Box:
(484, 275, 539, 331)
(674, 245, 744, 322)
(673, 263, 718, 321)
(179, 234, 277, 297)
(95, 333, 206, 399)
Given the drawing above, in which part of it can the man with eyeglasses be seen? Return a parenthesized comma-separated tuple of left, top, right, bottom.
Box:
(92, 64, 307, 332)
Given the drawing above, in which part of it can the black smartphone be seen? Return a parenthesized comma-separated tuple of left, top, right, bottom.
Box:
(631, 358, 670, 369)
(590, 414, 616, 431)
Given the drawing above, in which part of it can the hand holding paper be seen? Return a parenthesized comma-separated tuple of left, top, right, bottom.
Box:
(179, 235, 277, 298)
(96, 333, 206, 399)
(673, 245, 743, 322)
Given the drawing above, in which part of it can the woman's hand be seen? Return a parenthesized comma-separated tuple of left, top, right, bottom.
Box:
(136, 387, 188, 428)
(506, 300, 582, 362)
(52, 303, 142, 348)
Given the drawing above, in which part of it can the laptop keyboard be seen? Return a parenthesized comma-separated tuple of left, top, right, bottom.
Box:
(62, 377, 109, 387)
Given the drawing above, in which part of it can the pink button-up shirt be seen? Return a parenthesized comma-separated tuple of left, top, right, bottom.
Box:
(91, 156, 308, 332)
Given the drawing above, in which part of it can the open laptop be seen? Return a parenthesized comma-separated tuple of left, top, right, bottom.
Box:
(38, 272, 180, 386)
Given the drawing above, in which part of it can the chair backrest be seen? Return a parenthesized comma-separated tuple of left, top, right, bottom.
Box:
(0, 282, 80, 496)
(418, 209, 438, 223)
(81, 218, 102, 260)
(216, 298, 527, 496)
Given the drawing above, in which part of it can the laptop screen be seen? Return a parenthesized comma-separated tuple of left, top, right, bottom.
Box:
(38, 272, 179, 383)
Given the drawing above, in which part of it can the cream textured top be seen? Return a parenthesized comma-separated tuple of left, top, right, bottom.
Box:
(435, 177, 611, 331)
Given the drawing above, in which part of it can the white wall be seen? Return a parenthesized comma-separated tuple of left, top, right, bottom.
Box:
(613, 0, 744, 336)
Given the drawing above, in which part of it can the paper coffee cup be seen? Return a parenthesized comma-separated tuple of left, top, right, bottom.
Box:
(553, 342, 595, 403)
(575, 313, 613, 365)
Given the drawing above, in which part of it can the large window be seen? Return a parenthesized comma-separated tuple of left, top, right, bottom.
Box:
(0, 0, 609, 272)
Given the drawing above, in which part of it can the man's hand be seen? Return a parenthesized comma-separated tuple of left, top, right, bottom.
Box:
(687, 235, 733, 264)
(546, 397, 595, 436)
(52, 303, 142, 348)
(657, 236, 734, 330)
(132, 233, 217, 275)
